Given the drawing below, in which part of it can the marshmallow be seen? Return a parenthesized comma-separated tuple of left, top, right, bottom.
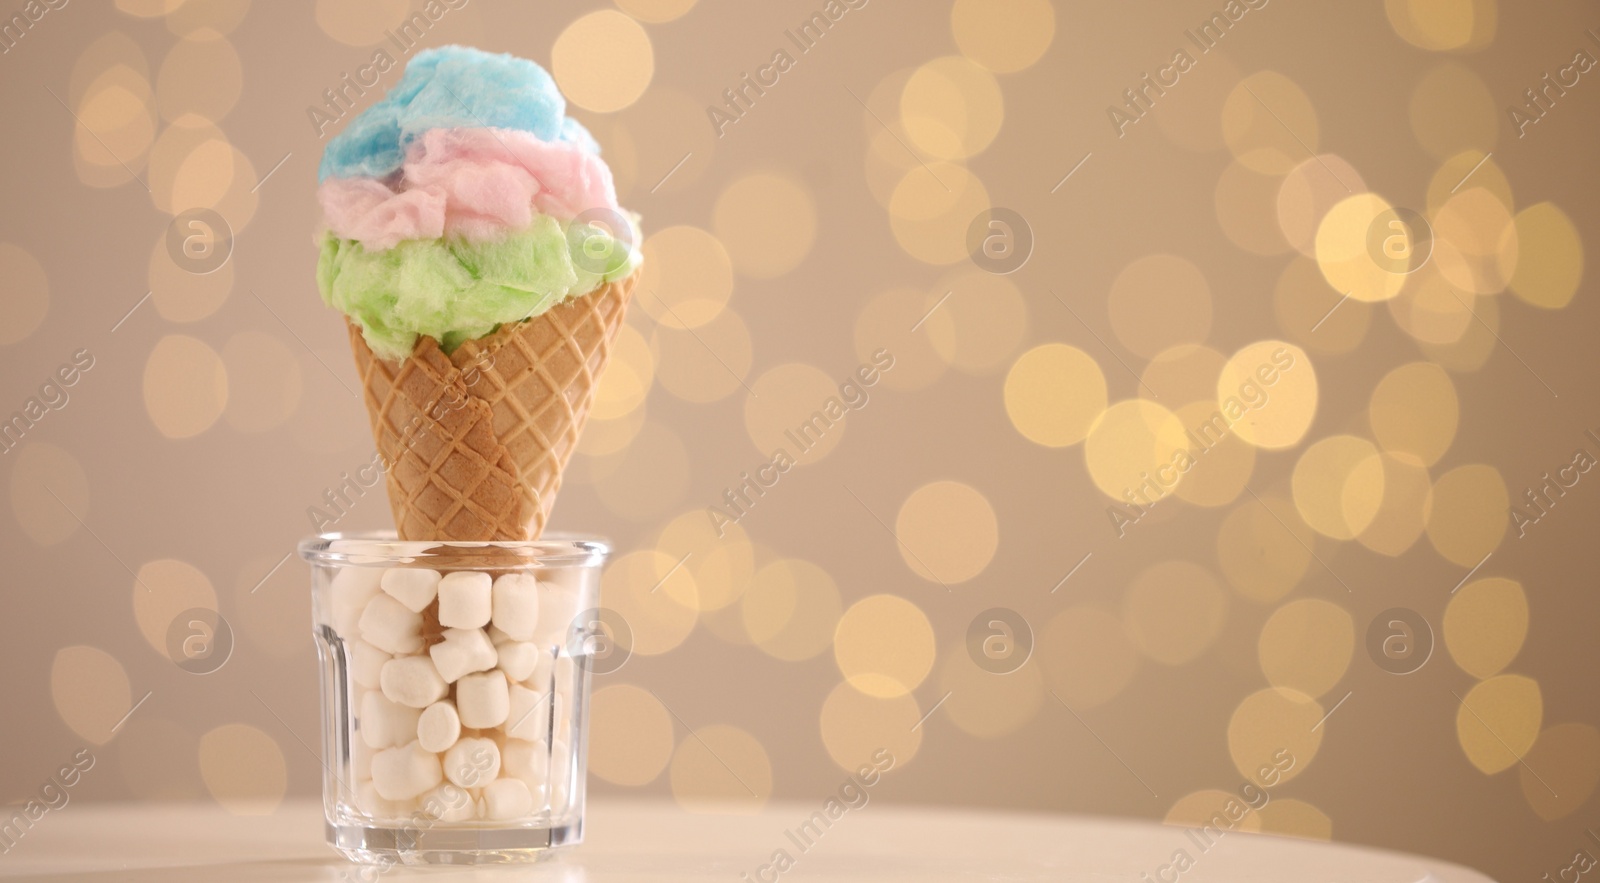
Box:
(455, 670, 510, 729)
(501, 739, 549, 802)
(355, 778, 411, 819)
(491, 573, 540, 641)
(417, 700, 461, 753)
(348, 640, 390, 691)
(358, 593, 424, 655)
(371, 741, 443, 801)
(381, 567, 441, 613)
(533, 581, 580, 649)
(351, 737, 374, 781)
(381, 655, 448, 708)
(554, 655, 577, 731)
(360, 690, 423, 749)
(494, 640, 540, 682)
(487, 624, 514, 644)
(481, 777, 534, 820)
(437, 571, 493, 629)
(331, 566, 383, 638)
(525, 649, 556, 692)
(443, 736, 501, 789)
(548, 737, 573, 811)
(429, 627, 497, 683)
(506, 683, 549, 742)
(418, 782, 475, 822)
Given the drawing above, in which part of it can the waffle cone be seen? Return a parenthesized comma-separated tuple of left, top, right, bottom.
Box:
(347, 273, 637, 541)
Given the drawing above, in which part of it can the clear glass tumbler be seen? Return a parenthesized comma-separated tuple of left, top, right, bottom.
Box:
(298, 531, 606, 866)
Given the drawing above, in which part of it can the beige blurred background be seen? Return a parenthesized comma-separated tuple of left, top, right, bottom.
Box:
(3, 0, 1598, 879)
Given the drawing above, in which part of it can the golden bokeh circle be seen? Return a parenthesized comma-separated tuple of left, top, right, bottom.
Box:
(1426, 464, 1508, 566)
(1142, 345, 1225, 405)
(589, 683, 675, 786)
(1216, 341, 1317, 450)
(591, 323, 654, 420)
(1444, 577, 1527, 679)
(10, 443, 90, 547)
(1108, 254, 1213, 358)
(116, 0, 185, 17)
(1004, 344, 1107, 447)
(601, 548, 699, 655)
(1385, 0, 1495, 52)
(614, 0, 697, 22)
(1427, 150, 1511, 216)
(651, 307, 752, 403)
(1509, 202, 1582, 309)
(654, 509, 755, 613)
(1291, 435, 1385, 540)
(819, 682, 923, 772)
(221, 332, 303, 433)
(1122, 561, 1228, 665)
(900, 56, 1004, 160)
(198, 723, 287, 815)
(1370, 362, 1458, 466)
(888, 162, 990, 265)
(636, 226, 733, 329)
(925, 270, 1030, 375)
(157, 33, 243, 122)
(148, 230, 234, 323)
(1222, 71, 1319, 175)
(1431, 187, 1518, 295)
(741, 558, 841, 662)
(1038, 606, 1139, 709)
(0, 243, 49, 345)
(1083, 400, 1190, 501)
(1258, 799, 1334, 840)
(51, 645, 131, 745)
(743, 362, 848, 465)
(713, 172, 817, 279)
(833, 594, 936, 698)
(552, 10, 655, 113)
(167, 0, 252, 39)
(1417, 288, 1499, 372)
(1217, 493, 1314, 603)
(1258, 599, 1354, 699)
(1457, 674, 1541, 775)
(1521, 723, 1600, 821)
(854, 287, 949, 392)
(1228, 687, 1323, 786)
(937, 640, 1045, 739)
(1277, 154, 1367, 258)
(1387, 266, 1474, 345)
(1355, 452, 1433, 557)
(669, 724, 772, 812)
(73, 65, 155, 188)
(1165, 790, 1264, 833)
(132, 558, 219, 661)
(950, 0, 1054, 72)
(314, 0, 409, 45)
(144, 334, 229, 439)
(894, 480, 999, 585)
(1315, 193, 1406, 303)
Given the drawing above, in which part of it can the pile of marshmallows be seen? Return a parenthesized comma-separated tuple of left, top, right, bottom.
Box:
(329, 564, 581, 823)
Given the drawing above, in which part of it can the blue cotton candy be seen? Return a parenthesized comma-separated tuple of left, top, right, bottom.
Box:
(318, 46, 596, 183)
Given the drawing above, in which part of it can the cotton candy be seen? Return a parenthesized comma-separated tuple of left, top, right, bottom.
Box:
(318, 46, 594, 183)
(317, 128, 620, 251)
(317, 214, 639, 360)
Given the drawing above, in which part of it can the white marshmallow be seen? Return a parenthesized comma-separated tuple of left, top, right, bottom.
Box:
(491, 573, 540, 641)
(455, 670, 510, 729)
(481, 778, 534, 820)
(548, 737, 573, 811)
(417, 701, 461, 753)
(501, 739, 549, 803)
(437, 571, 493, 629)
(348, 640, 390, 691)
(505, 684, 549, 742)
(360, 690, 422, 750)
(418, 783, 475, 822)
(487, 624, 514, 644)
(533, 582, 580, 649)
(428, 627, 497, 683)
(443, 736, 501, 789)
(494, 640, 540, 682)
(524, 650, 556, 692)
(371, 741, 443, 801)
(354, 778, 410, 819)
(380, 655, 448, 708)
(381, 568, 441, 613)
(554, 655, 577, 731)
(331, 567, 383, 639)
(358, 593, 424, 655)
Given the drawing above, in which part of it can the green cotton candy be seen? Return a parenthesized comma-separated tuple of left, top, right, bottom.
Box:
(318, 214, 639, 361)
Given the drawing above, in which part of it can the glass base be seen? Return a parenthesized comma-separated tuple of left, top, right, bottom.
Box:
(326, 819, 582, 865)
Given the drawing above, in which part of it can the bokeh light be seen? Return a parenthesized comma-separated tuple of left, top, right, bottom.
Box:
(131, 558, 219, 660)
(1409, 62, 1497, 160)
(1222, 71, 1319, 175)
(1315, 193, 1406, 303)
(1004, 344, 1107, 447)
(937, 641, 1045, 738)
(1218, 493, 1314, 603)
(894, 480, 999, 585)
(51, 645, 131, 745)
(899, 56, 1004, 160)
(552, 10, 654, 112)
(0, 243, 49, 344)
(143, 334, 230, 439)
(926, 270, 1030, 374)
(888, 162, 990, 265)
(1508, 202, 1582, 309)
(1369, 362, 1458, 466)
(1277, 154, 1366, 257)
(1038, 606, 1139, 708)
(950, 0, 1055, 73)
(1108, 254, 1213, 358)
(743, 363, 849, 465)
(1228, 688, 1323, 785)
(636, 226, 733, 329)
(600, 548, 699, 655)
(1521, 723, 1600, 821)
(589, 683, 675, 786)
(1083, 400, 1190, 500)
(1426, 464, 1507, 566)
(1444, 577, 1528, 679)
(1274, 255, 1371, 354)
(1291, 435, 1384, 540)
(1258, 599, 1354, 698)
(9, 443, 90, 547)
(741, 558, 841, 661)
(1216, 161, 1292, 255)
(198, 723, 287, 815)
(669, 724, 772, 811)
(713, 172, 817, 279)
(1216, 341, 1317, 450)
(1456, 674, 1541, 775)
(819, 682, 923, 772)
(1122, 561, 1228, 665)
(834, 594, 935, 697)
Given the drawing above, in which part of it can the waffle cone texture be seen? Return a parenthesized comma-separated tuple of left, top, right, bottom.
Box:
(347, 273, 637, 542)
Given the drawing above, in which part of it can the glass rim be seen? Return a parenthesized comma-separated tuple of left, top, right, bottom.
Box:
(297, 530, 610, 568)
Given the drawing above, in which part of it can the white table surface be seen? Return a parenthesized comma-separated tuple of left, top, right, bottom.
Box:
(0, 799, 1494, 882)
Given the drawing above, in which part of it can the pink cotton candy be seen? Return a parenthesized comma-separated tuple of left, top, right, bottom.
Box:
(317, 127, 619, 251)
